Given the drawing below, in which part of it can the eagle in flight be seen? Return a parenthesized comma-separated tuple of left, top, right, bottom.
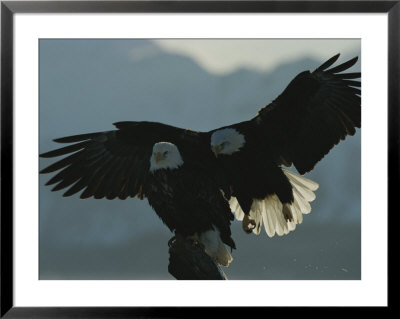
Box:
(40, 54, 361, 266)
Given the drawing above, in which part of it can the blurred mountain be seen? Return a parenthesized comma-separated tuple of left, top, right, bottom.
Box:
(39, 39, 361, 280)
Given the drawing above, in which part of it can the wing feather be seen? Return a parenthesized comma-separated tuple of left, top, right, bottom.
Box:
(40, 121, 209, 200)
(314, 53, 340, 71)
(250, 54, 361, 174)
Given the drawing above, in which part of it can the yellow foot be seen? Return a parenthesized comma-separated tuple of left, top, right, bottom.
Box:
(242, 215, 256, 234)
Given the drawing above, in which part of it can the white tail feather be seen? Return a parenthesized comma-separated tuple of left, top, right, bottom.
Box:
(283, 169, 319, 191)
(199, 226, 233, 267)
(229, 169, 319, 237)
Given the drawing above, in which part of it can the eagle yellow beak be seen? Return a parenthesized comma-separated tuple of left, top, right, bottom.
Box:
(212, 145, 222, 157)
(154, 152, 165, 163)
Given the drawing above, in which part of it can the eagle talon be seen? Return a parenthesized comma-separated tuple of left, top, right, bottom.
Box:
(243, 215, 256, 234)
(193, 241, 204, 249)
(186, 234, 204, 249)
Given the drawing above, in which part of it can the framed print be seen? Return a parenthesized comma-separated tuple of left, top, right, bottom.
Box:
(1, 0, 395, 316)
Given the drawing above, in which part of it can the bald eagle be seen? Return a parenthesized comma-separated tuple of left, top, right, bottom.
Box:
(40, 53, 360, 251)
(209, 54, 360, 235)
(146, 142, 235, 266)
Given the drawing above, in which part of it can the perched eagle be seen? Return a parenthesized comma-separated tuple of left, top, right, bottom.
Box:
(40, 53, 360, 262)
(146, 142, 235, 266)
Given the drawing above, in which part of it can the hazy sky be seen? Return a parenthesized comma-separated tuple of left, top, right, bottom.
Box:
(154, 39, 360, 74)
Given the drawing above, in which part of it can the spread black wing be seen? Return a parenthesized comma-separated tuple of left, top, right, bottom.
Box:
(244, 54, 361, 174)
(40, 121, 210, 200)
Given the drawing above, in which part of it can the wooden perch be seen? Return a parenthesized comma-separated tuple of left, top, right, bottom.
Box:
(168, 235, 227, 280)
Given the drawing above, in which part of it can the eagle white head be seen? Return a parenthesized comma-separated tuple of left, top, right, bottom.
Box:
(210, 128, 245, 157)
(150, 142, 184, 172)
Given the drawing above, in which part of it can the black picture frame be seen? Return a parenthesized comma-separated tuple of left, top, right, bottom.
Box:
(1, 1, 395, 317)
